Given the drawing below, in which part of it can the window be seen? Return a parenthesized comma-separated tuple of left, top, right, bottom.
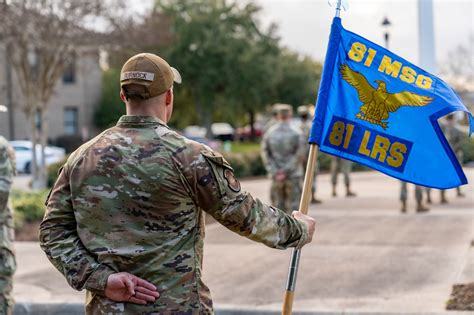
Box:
(62, 53, 76, 84)
(64, 107, 78, 135)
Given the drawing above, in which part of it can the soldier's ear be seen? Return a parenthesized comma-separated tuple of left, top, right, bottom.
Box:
(165, 88, 173, 106)
(120, 90, 127, 103)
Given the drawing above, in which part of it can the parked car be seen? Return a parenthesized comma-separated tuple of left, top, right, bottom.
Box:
(183, 125, 207, 138)
(236, 122, 264, 141)
(211, 122, 234, 141)
(9, 140, 66, 174)
(187, 136, 222, 151)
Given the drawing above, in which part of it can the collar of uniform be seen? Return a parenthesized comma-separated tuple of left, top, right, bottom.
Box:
(116, 115, 168, 128)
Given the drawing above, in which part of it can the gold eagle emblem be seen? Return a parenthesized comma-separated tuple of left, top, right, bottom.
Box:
(340, 64, 433, 129)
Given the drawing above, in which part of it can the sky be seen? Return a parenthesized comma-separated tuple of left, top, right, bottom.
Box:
(134, 0, 473, 73)
(254, 0, 473, 71)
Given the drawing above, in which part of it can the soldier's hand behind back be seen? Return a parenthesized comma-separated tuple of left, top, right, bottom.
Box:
(105, 272, 160, 305)
(292, 211, 316, 246)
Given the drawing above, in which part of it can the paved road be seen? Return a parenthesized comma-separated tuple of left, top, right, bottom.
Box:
(13, 169, 474, 313)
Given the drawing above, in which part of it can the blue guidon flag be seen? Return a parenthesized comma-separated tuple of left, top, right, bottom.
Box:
(310, 17, 473, 189)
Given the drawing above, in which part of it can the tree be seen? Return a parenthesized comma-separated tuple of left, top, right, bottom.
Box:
(155, 0, 278, 136)
(0, 0, 123, 188)
(440, 34, 473, 87)
(273, 51, 323, 107)
(94, 68, 125, 129)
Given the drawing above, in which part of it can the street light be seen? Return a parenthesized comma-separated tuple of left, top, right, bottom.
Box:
(0, 105, 8, 112)
(381, 16, 391, 49)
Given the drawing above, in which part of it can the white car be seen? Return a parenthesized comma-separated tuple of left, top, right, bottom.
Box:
(9, 140, 66, 174)
(211, 122, 235, 141)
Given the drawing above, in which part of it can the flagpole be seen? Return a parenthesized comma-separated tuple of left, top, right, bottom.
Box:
(282, 144, 319, 315)
(282, 2, 342, 314)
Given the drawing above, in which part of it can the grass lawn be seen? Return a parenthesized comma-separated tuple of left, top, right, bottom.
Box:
(230, 141, 261, 154)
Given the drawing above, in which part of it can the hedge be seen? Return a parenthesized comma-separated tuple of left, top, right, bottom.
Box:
(46, 138, 474, 187)
(11, 189, 49, 229)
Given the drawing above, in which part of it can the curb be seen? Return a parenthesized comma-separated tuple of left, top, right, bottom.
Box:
(12, 303, 474, 315)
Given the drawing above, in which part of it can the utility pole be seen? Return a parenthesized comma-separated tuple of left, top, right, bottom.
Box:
(418, 0, 436, 74)
(381, 17, 391, 50)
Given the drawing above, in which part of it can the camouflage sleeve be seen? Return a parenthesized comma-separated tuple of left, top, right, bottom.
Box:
(0, 145, 14, 210)
(260, 134, 277, 176)
(39, 164, 115, 294)
(281, 132, 306, 175)
(175, 145, 308, 249)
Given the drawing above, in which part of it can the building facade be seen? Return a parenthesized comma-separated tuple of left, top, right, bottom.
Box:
(0, 45, 102, 142)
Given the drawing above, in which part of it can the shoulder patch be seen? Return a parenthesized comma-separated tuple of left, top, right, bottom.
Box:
(224, 168, 241, 193)
(200, 149, 233, 170)
(200, 149, 224, 165)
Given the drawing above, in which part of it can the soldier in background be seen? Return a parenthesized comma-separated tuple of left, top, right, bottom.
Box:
(0, 133, 16, 315)
(297, 105, 321, 204)
(400, 182, 429, 213)
(40, 53, 316, 314)
(426, 114, 466, 204)
(262, 104, 279, 134)
(330, 156, 356, 197)
(262, 104, 305, 213)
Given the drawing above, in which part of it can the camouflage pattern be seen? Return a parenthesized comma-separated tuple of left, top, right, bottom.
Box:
(400, 181, 423, 202)
(261, 121, 305, 213)
(330, 156, 352, 187)
(299, 118, 318, 194)
(0, 136, 16, 315)
(262, 118, 278, 135)
(40, 116, 309, 314)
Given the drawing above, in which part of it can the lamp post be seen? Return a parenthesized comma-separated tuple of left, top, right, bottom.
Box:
(381, 16, 391, 49)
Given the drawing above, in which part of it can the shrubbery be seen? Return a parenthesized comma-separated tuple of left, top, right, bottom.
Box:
(48, 159, 67, 187)
(462, 139, 474, 164)
(11, 189, 49, 229)
(223, 151, 267, 178)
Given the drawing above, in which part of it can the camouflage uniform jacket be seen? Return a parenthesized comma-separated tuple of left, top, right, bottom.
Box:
(441, 123, 465, 155)
(261, 121, 305, 178)
(299, 120, 312, 162)
(39, 116, 308, 315)
(0, 136, 15, 258)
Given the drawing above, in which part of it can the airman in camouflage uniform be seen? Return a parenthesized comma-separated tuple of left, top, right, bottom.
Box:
(262, 104, 305, 213)
(262, 105, 279, 135)
(330, 156, 356, 197)
(400, 182, 428, 213)
(0, 136, 16, 315)
(40, 53, 316, 314)
(297, 105, 321, 204)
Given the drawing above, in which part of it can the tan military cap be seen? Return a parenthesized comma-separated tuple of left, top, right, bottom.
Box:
(297, 105, 309, 116)
(273, 103, 293, 116)
(120, 53, 182, 99)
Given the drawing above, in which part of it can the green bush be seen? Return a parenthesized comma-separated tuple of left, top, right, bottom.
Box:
(245, 152, 267, 177)
(462, 138, 474, 164)
(48, 158, 67, 188)
(11, 189, 49, 227)
(223, 152, 251, 178)
(221, 151, 267, 178)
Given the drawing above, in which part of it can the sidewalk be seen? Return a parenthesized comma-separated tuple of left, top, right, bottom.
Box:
(13, 169, 474, 313)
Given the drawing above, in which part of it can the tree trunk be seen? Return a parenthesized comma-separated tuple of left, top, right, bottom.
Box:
(38, 108, 48, 189)
(248, 109, 256, 142)
(203, 108, 212, 139)
(194, 91, 213, 139)
(29, 113, 41, 189)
